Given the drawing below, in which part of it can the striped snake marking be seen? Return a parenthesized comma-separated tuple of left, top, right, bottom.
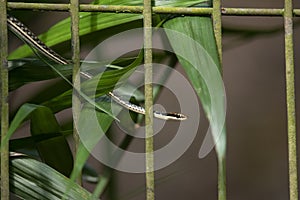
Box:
(7, 14, 187, 121)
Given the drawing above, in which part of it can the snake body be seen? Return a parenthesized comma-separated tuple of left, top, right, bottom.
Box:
(7, 15, 187, 121)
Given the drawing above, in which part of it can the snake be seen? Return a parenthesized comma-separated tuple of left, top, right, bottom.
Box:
(7, 14, 187, 121)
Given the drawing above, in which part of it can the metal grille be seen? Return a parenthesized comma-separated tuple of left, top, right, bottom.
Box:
(0, 1, 298, 199)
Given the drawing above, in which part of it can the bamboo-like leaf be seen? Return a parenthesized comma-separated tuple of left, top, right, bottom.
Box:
(41, 50, 143, 113)
(9, 133, 64, 152)
(8, 0, 206, 60)
(67, 102, 121, 196)
(30, 105, 73, 177)
(164, 17, 221, 112)
(1, 103, 73, 176)
(6, 1, 223, 199)
(8, 58, 132, 91)
(163, 16, 226, 197)
(8, 59, 73, 91)
(10, 157, 92, 200)
(1, 104, 39, 148)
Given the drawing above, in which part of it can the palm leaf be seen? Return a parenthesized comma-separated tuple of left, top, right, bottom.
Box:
(1, 103, 73, 176)
(8, 0, 207, 59)
(10, 157, 92, 200)
(6, 0, 226, 198)
(30, 105, 73, 177)
(163, 16, 226, 198)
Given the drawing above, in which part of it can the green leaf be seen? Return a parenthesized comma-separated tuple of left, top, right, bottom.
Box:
(10, 134, 62, 153)
(1, 104, 38, 148)
(8, 13, 142, 59)
(1, 103, 73, 176)
(30, 105, 73, 177)
(8, 59, 73, 91)
(8, 56, 140, 92)
(163, 15, 226, 198)
(68, 102, 122, 196)
(10, 157, 92, 200)
(41, 51, 143, 113)
(8, 0, 207, 60)
(163, 16, 226, 157)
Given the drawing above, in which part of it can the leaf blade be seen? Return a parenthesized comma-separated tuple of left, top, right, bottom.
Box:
(163, 16, 226, 159)
(10, 157, 92, 200)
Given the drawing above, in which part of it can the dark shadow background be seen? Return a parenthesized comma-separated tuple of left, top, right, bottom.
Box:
(7, 0, 300, 199)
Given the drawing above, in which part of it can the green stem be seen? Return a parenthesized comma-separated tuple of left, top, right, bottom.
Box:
(70, 0, 82, 184)
(284, 0, 298, 200)
(218, 156, 226, 200)
(0, 0, 9, 199)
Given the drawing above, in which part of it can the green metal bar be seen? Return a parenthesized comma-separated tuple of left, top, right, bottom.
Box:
(8, 2, 70, 11)
(213, 2, 226, 200)
(284, 0, 298, 200)
(7, 3, 300, 16)
(70, 0, 82, 184)
(4, 1, 300, 200)
(80, 4, 212, 14)
(221, 8, 284, 16)
(144, 0, 154, 199)
(153, 6, 212, 14)
(213, 0, 222, 63)
(7, 2, 212, 14)
(80, 4, 143, 13)
(0, 0, 9, 199)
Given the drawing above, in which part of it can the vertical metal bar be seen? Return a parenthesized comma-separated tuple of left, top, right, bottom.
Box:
(212, 0, 222, 64)
(70, 0, 82, 184)
(284, 0, 298, 200)
(143, 0, 154, 199)
(0, 0, 9, 199)
(212, 1, 226, 200)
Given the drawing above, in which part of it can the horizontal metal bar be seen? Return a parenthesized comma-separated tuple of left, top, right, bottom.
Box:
(221, 8, 284, 16)
(80, 5, 212, 15)
(295, 9, 300, 16)
(7, 2, 211, 14)
(8, 3, 70, 11)
(7, 3, 212, 15)
(7, 3, 300, 17)
(81, 4, 143, 13)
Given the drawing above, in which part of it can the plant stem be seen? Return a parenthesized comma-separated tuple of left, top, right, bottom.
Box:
(0, 0, 9, 199)
(284, 0, 298, 200)
(218, 156, 226, 200)
(144, 0, 155, 199)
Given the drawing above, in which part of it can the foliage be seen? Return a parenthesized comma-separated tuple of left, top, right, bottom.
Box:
(5, 0, 226, 199)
